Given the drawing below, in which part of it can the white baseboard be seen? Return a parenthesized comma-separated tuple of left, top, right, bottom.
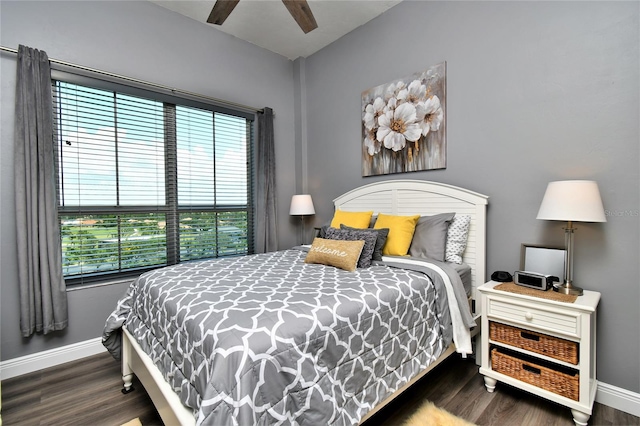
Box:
(596, 381, 640, 417)
(0, 337, 106, 380)
(1, 338, 639, 419)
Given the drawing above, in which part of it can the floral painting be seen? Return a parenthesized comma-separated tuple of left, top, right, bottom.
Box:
(362, 62, 446, 176)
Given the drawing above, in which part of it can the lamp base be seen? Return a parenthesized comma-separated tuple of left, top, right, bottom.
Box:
(554, 282, 584, 296)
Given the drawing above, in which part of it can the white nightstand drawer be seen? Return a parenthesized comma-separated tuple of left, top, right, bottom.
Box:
(487, 297, 580, 338)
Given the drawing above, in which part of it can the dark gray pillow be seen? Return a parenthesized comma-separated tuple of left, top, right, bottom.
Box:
(409, 212, 456, 261)
(325, 227, 377, 268)
(318, 223, 330, 238)
(340, 224, 389, 261)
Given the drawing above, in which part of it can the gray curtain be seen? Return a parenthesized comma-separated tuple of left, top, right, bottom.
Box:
(15, 45, 68, 337)
(256, 107, 278, 252)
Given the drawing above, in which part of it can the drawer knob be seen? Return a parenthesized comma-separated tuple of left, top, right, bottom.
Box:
(525, 311, 533, 321)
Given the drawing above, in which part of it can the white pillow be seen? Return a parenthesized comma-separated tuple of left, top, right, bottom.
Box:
(445, 215, 471, 264)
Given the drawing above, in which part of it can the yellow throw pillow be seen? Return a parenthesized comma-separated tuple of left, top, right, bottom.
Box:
(305, 238, 365, 272)
(374, 213, 420, 256)
(330, 210, 373, 229)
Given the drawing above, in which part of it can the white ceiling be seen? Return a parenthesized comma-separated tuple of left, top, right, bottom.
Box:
(150, 0, 403, 60)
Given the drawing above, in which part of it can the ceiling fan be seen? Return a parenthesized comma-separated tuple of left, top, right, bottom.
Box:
(207, 0, 318, 34)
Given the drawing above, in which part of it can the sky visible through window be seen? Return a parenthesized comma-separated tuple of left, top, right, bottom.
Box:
(176, 106, 248, 206)
(57, 82, 248, 207)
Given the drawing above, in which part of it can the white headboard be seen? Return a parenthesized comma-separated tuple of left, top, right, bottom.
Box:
(333, 180, 489, 300)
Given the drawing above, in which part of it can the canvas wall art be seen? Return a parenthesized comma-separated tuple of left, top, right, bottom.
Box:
(362, 62, 446, 177)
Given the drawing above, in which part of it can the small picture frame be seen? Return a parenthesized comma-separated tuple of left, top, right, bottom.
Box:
(520, 244, 566, 282)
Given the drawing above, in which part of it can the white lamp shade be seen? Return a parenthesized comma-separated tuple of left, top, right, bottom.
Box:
(537, 180, 606, 223)
(289, 194, 315, 216)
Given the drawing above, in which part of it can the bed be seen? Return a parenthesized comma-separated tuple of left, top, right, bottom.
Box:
(103, 179, 489, 425)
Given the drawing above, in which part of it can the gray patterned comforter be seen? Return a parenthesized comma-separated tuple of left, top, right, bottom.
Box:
(103, 248, 470, 425)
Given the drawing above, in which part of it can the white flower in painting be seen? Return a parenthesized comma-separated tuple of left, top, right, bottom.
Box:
(385, 81, 406, 100)
(364, 131, 380, 156)
(376, 100, 422, 151)
(363, 97, 386, 131)
(397, 79, 426, 105)
(416, 95, 444, 136)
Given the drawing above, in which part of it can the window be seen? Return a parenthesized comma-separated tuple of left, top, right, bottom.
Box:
(53, 80, 254, 285)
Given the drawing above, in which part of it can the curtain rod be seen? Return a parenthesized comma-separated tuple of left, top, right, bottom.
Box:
(0, 45, 263, 114)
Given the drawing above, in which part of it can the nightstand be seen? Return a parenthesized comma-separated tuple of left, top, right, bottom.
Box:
(478, 281, 601, 426)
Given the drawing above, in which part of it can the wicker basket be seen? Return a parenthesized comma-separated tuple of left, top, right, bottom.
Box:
(491, 348, 579, 400)
(490, 322, 578, 365)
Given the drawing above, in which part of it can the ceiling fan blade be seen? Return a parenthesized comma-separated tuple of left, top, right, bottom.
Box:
(282, 0, 318, 34)
(207, 0, 240, 25)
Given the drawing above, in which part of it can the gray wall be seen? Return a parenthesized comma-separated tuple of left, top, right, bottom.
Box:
(0, 0, 298, 361)
(302, 1, 639, 392)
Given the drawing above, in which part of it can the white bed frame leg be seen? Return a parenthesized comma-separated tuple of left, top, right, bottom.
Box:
(121, 329, 135, 394)
(122, 371, 135, 394)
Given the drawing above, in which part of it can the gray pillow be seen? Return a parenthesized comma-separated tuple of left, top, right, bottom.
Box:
(325, 227, 377, 268)
(318, 223, 330, 238)
(409, 212, 456, 261)
(340, 224, 389, 261)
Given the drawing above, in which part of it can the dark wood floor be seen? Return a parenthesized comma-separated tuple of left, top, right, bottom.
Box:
(2, 352, 639, 426)
(371, 355, 640, 426)
(1, 353, 162, 426)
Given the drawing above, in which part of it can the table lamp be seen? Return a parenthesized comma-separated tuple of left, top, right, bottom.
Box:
(536, 180, 606, 295)
(290, 194, 315, 244)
